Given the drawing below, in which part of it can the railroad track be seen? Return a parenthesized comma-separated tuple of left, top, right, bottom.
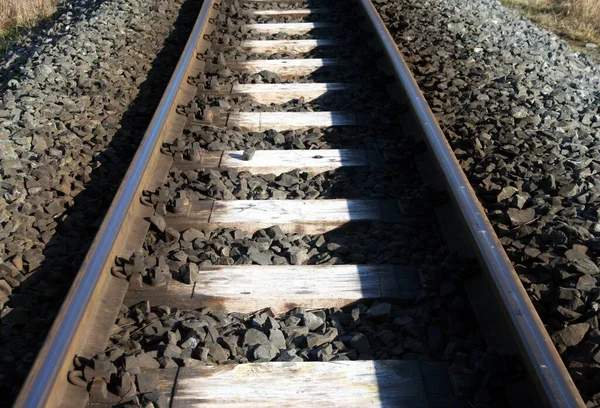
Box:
(15, 0, 584, 407)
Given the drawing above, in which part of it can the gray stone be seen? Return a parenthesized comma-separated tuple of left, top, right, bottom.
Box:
(182, 228, 204, 242)
(300, 312, 324, 331)
(164, 227, 181, 242)
(249, 252, 272, 265)
(264, 226, 284, 238)
(307, 340, 332, 360)
(161, 344, 182, 358)
(366, 302, 392, 320)
(136, 353, 160, 369)
(497, 186, 518, 202)
(243, 148, 256, 161)
(136, 372, 159, 394)
(205, 341, 229, 363)
(180, 263, 200, 284)
(0, 263, 20, 278)
(275, 349, 302, 362)
(253, 341, 279, 361)
(269, 329, 286, 349)
(243, 328, 269, 347)
(575, 275, 598, 291)
(306, 328, 338, 348)
(149, 215, 166, 232)
(158, 356, 179, 369)
(507, 208, 535, 226)
(558, 184, 579, 198)
(551, 323, 590, 348)
(404, 336, 429, 354)
(349, 333, 370, 354)
(573, 259, 599, 275)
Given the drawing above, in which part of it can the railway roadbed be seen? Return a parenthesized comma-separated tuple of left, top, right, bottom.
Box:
(13, 0, 586, 407)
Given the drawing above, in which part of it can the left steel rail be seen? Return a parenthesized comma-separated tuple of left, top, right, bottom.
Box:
(14, 1, 217, 406)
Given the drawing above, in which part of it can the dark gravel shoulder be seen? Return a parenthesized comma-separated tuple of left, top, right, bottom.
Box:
(0, 0, 204, 404)
(374, 0, 600, 404)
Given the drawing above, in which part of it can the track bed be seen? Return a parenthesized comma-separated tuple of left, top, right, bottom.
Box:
(15, 0, 585, 407)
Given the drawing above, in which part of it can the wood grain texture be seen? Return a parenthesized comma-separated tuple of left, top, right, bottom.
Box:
(171, 361, 454, 408)
(126, 265, 420, 313)
(190, 264, 419, 301)
(209, 199, 386, 221)
(230, 82, 347, 103)
(240, 39, 337, 53)
(244, 8, 330, 17)
(227, 111, 358, 131)
(166, 199, 405, 234)
(93, 363, 459, 408)
(225, 58, 340, 77)
(171, 149, 379, 174)
(219, 149, 369, 174)
(245, 22, 336, 34)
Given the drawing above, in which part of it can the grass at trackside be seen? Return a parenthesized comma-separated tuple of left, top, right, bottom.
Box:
(0, 0, 56, 54)
(1, 1, 598, 59)
(0, 24, 32, 54)
(501, 0, 600, 57)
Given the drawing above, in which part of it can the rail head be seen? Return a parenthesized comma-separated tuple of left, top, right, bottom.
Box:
(14, 1, 218, 406)
(356, 0, 584, 407)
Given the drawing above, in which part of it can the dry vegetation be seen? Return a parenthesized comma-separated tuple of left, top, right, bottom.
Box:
(502, 0, 600, 51)
(0, 0, 56, 33)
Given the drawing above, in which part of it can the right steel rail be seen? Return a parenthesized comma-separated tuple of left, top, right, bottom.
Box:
(357, 0, 584, 407)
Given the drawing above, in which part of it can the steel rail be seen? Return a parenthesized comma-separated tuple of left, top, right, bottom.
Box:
(357, 0, 584, 407)
(14, 0, 216, 406)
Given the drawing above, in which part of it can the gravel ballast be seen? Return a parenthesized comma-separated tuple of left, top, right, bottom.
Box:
(85, 221, 516, 406)
(374, 0, 600, 404)
(0, 0, 203, 403)
(82, 2, 530, 405)
(148, 166, 420, 202)
(1, 0, 581, 403)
